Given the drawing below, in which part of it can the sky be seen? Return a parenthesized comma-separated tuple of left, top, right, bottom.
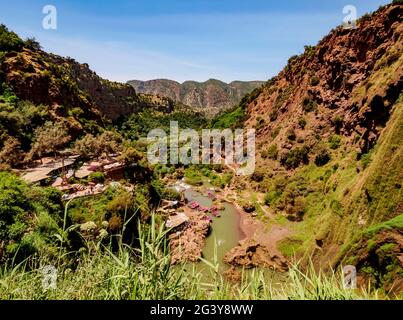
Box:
(0, 0, 390, 83)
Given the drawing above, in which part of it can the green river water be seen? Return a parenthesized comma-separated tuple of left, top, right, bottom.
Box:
(184, 189, 244, 271)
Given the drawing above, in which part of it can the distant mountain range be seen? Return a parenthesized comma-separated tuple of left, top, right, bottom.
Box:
(127, 79, 265, 117)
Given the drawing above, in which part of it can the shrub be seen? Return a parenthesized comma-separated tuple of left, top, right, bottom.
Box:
(267, 144, 278, 160)
(298, 117, 307, 129)
(108, 215, 122, 232)
(332, 115, 343, 129)
(280, 146, 310, 169)
(184, 167, 203, 186)
(286, 196, 306, 221)
(152, 179, 181, 201)
(24, 37, 41, 51)
(264, 190, 281, 206)
(251, 170, 265, 182)
(330, 199, 343, 216)
(287, 128, 297, 141)
(271, 126, 281, 138)
(256, 116, 265, 129)
(315, 148, 331, 166)
(304, 45, 316, 59)
(269, 110, 278, 121)
(360, 153, 372, 169)
(310, 75, 320, 86)
(302, 96, 317, 112)
(89, 172, 105, 183)
(0, 24, 24, 52)
(241, 201, 256, 213)
(212, 104, 246, 129)
(328, 135, 341, 149)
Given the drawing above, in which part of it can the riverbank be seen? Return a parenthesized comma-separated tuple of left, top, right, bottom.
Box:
(215, 188, 290, 271)
(164, 183, 290, 273)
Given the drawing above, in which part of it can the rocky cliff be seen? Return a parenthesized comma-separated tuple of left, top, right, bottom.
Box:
(216, 2, 402, 291)
(128, 78, 265, 117)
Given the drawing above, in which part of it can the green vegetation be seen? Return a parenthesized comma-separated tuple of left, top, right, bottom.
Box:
(88, 172, 105, 183)
(266, 144, 278, 160)
(211, 104, 246, 129)
(286, 128, 297, 141)
(362, 215, 403, 238)
(280, 145, 310, 169)
(298, 117, 307, 129)
(0, 24, 24, 52)
(120, 108, 207, 140)
(211, 85, 264, 129)
(329, 135, 341, 149)
(302, 96, 317, 112)
(0, 216, 378, 300)
(151, 179, 180, 201)
(310, 75, 320, 86)
(314, 147, 331, 166)
(0, 172, 63, 263)
(183, 165, 233, 188)
(73, 131, 122, 160)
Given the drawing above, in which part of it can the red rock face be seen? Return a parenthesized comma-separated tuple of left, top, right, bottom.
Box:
(1, 48, 141, 122)
(243, 4, 402, 158)
(128, 79, 265, 117)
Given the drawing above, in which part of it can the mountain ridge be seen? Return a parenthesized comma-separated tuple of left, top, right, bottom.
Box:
(128, 78, 265, 117)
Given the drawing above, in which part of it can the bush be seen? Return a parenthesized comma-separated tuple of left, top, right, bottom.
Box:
(315, 148, 331, 166)
(298, 117, 307, 129)
(212, 104, 246, 129)
(330, 199, 343, 216)
(264, 190, 281, 206)
(304, 45, 316, 59)
(108, 215, 123, 232)
(286, 196, 306, 221)
(24, 37, 41, 51)
(271, 126, 281, 138)
(310, 75, 320, 86)
(0, 24, 24, 52)
(269, 110, 278, 121)
(280, 146, 310, 169)
(332, 115, 343, 129)
(302, 96, 317, 112)
(241, 201, 256, 213)
(360, 153, 372, 169)
(251, 170, 265, 182)
(256, 116, 265, 129)
(286, 128, 297, 141)
(267, 144, 278, 160)
(184, 167, 203, 186)
(89, 172, 105, 183)
(152, 179, 181, 201)
(0, 172, 61, 262)
(329, 135, 341, 149)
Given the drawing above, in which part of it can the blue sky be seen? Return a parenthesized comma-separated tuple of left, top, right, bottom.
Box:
(0, 0, 390, 83)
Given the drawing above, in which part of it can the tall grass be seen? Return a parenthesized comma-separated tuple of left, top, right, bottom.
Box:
(0, 215, 379, 300)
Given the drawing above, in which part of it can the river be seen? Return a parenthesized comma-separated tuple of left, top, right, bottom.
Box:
(184, 189, 244, 271)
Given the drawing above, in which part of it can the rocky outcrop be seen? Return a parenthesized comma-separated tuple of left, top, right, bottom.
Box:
(128, 78, 265, 117)
(1, 48, 143, 121)
(168, 210, 211, 264)
(224, 239, 288, 271)
(241, 4, 402, 159)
